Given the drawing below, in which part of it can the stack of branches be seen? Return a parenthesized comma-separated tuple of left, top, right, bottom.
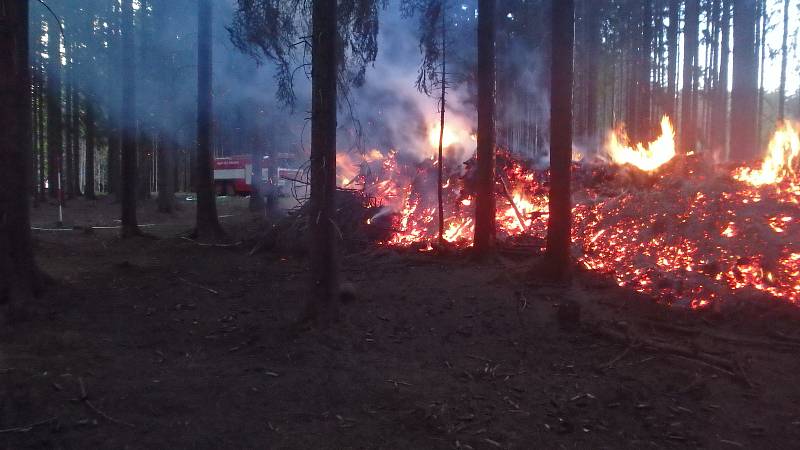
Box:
(251, 182, 393, 256)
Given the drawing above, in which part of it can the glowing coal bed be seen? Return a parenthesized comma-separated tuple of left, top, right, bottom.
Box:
(336, 120, 800, 309)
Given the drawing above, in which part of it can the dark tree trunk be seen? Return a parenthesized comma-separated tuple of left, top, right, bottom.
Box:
(32, 76, 40, 205)
(85, 101, 96, 199)
(474, 0, 496, 254)
(46, 14, 62, 199)
(65, 67, 74, 199)
(120, 0, 140, 237)
(107, 125, 120, 197)
(0, 0, 41, 315)
(307, 0, 340, 323)
(667, 0, 680, 118)
(437, 3, 446, 247)
(71, 84, 80, 196)
(37, 81, 45, 201)
(778, 0, 790, 120)
(639, 0, 653, 135)
(713, 0, 731, 155)
(755, 0, 766, 143)
(681, 0, 699, 153)
(249, 148, 265, 213)
(157, 133, 175, 212)
(193, 0, 224, 241)
(730, 0, 758, 161)
(546, 0, 574, 281)
(138, 130, 152, 200)
(584, 0, 601, 143)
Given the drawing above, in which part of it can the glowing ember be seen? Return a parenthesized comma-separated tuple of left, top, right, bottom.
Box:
(331, 122, 800, 309)
(605, 116, 677, 172)
(734, 122, 800, 187)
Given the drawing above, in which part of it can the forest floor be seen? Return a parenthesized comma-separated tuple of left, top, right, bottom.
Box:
(4, 194, 800, 449)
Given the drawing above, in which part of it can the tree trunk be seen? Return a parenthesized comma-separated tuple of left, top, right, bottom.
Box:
(584, 0, 601, 143)
(437, 2, 447, 247)
(107, 124, 120, 197)
(713, 0, 731, 156)
(778, 0, 790, 121)
(667, 0, 680, 119)
(120, 0, 140, 237)
(249, 148, 265, 213)
(157, 133, 175, 212)
(756, 0, 766, 144)
(85, 101, 96, 199)
(681, 0, 699, 153)
(65, 65, 74, 199)
(32, 75, 40, 206)
(474, 0, 496, 254)
(307, 0, 340, 323)
(138, 129, 152, 200)
(71, 85, 81, 196)
(0, 0, 41, 316)
(193, 0, 224, 241)
(46, 14, 62, 199)
(730, 0, 758, 161)
(546, 0, 574, 282)
(37, 81, 45, 201)
(639, 0, 653, 136)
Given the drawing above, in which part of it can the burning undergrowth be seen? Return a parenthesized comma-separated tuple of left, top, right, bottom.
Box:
(333, 120, 800, 309)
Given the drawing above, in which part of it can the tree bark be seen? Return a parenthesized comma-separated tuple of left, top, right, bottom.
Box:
(730, 0, 758, 161)
(584, 0, 601, 143)
(85, 101, 96, 199)
(713, 0, 731, 155)
(0, 0, 41, 316)
(71, 84, 80, 196)
(681, 0, 699, 153)
(120, 0, 140, 237)
(193, 0, 225, 241)
(249, 148, 265, 213)
(666, 0, 680, 119)
(437, 2, 446, 247)
(474, 0, 496, 254)
(756, 0, 766, 144)
(546, 0, 574, 282)
(65, 63, 74, 199)
(307, 0, 340, 323)
(157, 133, 175, 212)
(46, 14, 62, 199)
(639, 0, 653, 136)
(778, 0, 790, 120)
(37, 79, 45, 201)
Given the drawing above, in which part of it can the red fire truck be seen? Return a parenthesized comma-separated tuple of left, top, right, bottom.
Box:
(213, 155, 270, 196)
(213, 154, 299, 196)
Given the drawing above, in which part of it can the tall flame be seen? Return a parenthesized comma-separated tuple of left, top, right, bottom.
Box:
(428, 124, 459, 149)
(733, 122, 800, 186)
(605, 116, 677, 172)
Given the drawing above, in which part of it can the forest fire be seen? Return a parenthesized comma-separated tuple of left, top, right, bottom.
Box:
(338, 120, 800, 309)
(605, 115, 677, 172)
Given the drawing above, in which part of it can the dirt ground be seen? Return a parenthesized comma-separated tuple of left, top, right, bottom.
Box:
(4, 194, 800, 449)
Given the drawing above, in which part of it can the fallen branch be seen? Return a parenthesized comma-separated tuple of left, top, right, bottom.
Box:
(180, 236, 241, 247)
(177, 277, 220, 295)
(498, 173, 529, 232)
(591, 323, 751, 386)
(0, 417, 56, 434)
(78, 377, 135, 428)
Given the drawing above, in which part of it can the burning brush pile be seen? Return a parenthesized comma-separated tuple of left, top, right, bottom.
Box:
(335, 118, 800, 309)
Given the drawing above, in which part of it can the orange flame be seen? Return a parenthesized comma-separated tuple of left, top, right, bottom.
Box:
(734, 122, 800, 186)
(605, 116, 677, 172)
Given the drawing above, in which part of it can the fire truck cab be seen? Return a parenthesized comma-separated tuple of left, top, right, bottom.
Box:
(213, 155, 271, 196)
